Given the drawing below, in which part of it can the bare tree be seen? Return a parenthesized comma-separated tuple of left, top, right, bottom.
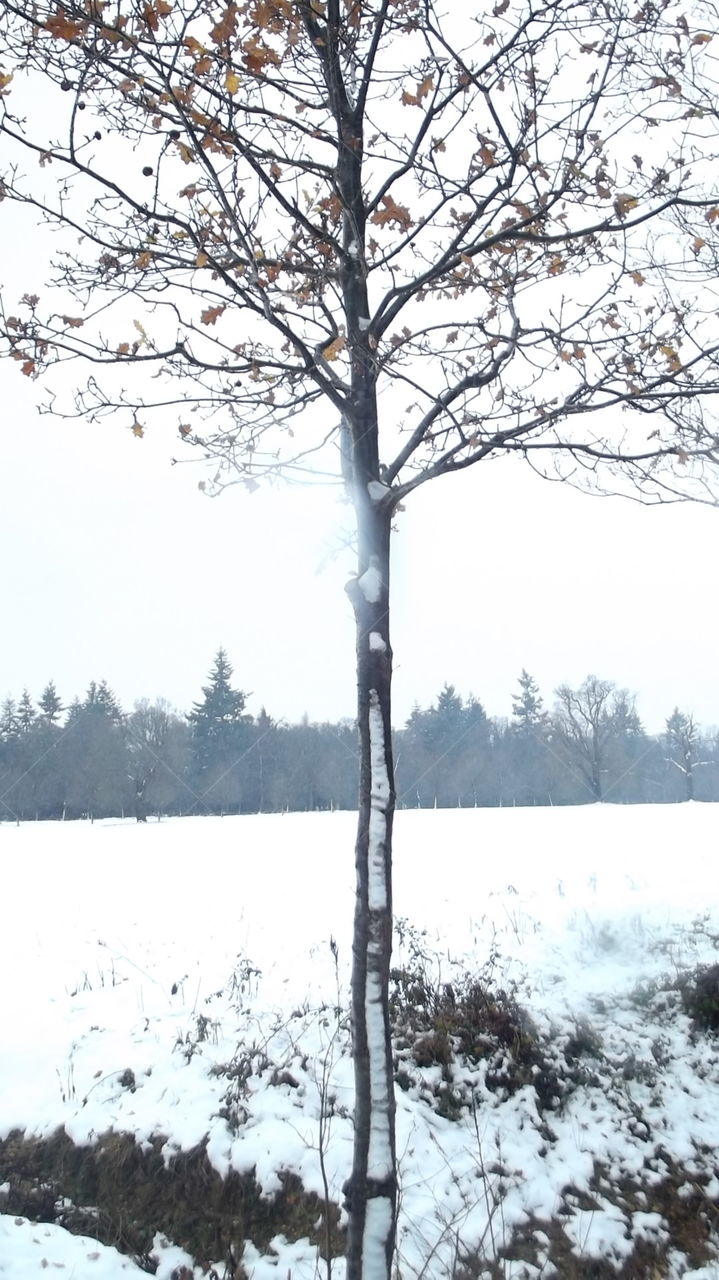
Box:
(2, 2, 719, 1274)
(552, 676, 640, 801)
(127, 696, 187, 820)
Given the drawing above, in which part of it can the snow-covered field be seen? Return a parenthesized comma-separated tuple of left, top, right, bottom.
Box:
(2, 805, 719, 1278)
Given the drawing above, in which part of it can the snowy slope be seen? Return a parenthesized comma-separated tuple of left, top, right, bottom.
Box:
(1, 805, 719, 1278)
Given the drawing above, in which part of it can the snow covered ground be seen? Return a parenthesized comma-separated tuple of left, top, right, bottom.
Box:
(2, 805, 719, 1278)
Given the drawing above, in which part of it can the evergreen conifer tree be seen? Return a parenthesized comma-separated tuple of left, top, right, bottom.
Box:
(0, 698, 19, 742)
(188, 649, 250, 810)
(38, 681, 63, 725)
(17, 689, 36, 733)
(83, 680, 123, 721)
(61, 681, 129, 818)
(189, 650, 247, 742)
(511, 671, 547, 735)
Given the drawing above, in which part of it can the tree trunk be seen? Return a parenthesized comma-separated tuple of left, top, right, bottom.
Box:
(686, 764, 695, 802)
(345, 497, 397, 1280)
(590, 736, 603, 801)
(134, 776, 149, 823)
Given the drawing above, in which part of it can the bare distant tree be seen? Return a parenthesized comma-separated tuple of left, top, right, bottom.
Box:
(3, 2, 719, 1273)
(127, 697, 186, 821)
(552, 676, 640, 801)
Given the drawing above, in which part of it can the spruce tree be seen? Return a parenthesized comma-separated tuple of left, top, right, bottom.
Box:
(189, 650, 247, 740)
(511, 671, 547, 735)
(62, 681, 129, 818)
(0, 698, 19, 742)
(38, 681, 63, 725)
(83, 680, 123, 721)
(188, 649, 250, 808)
(17, 689, 36, 733)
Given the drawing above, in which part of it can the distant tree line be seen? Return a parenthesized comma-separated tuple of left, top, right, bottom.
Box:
(0, 653, 716, 822)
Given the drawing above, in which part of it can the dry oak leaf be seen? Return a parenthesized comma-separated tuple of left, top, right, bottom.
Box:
(201, 304, 225, 324)
(659, 343, 681, 371)
(183, 36, 206, 55)
(131, 422, 145, 437)
(225, 70, 241, 93)
(370, 195, 413, 232)
(175, 141, 194, 165)
(142, 0, 172, 31)
(210, 4, 238, 44)
(250, 0, 293, 25)
(243, 41, 282, 73)
(44, 9, 87, 40)
(613, 193, 639, 218)
(322, 335, 346, 361)
(401, 74, 434, 106)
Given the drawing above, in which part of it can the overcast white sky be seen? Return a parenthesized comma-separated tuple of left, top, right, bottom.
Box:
(1, 349, 717, 733)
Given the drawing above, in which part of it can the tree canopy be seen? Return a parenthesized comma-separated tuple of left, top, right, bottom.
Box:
(1, 0, 719, 501)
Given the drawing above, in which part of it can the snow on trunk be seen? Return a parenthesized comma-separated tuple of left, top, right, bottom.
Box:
(367, 692, 390, 916)
(366, 692, 392, 1181)
(361, 1197, 395, 1277)
(346, 510, 397, 1280)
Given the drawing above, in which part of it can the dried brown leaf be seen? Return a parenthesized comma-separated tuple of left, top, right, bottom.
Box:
(614, 193, 639, 218)
(322, 335, 346, 361)
(201, 304, 225, 324)
(210, 4, 238, 44)
(370, 195, 413, 232)
(44, 9, 87, 40)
